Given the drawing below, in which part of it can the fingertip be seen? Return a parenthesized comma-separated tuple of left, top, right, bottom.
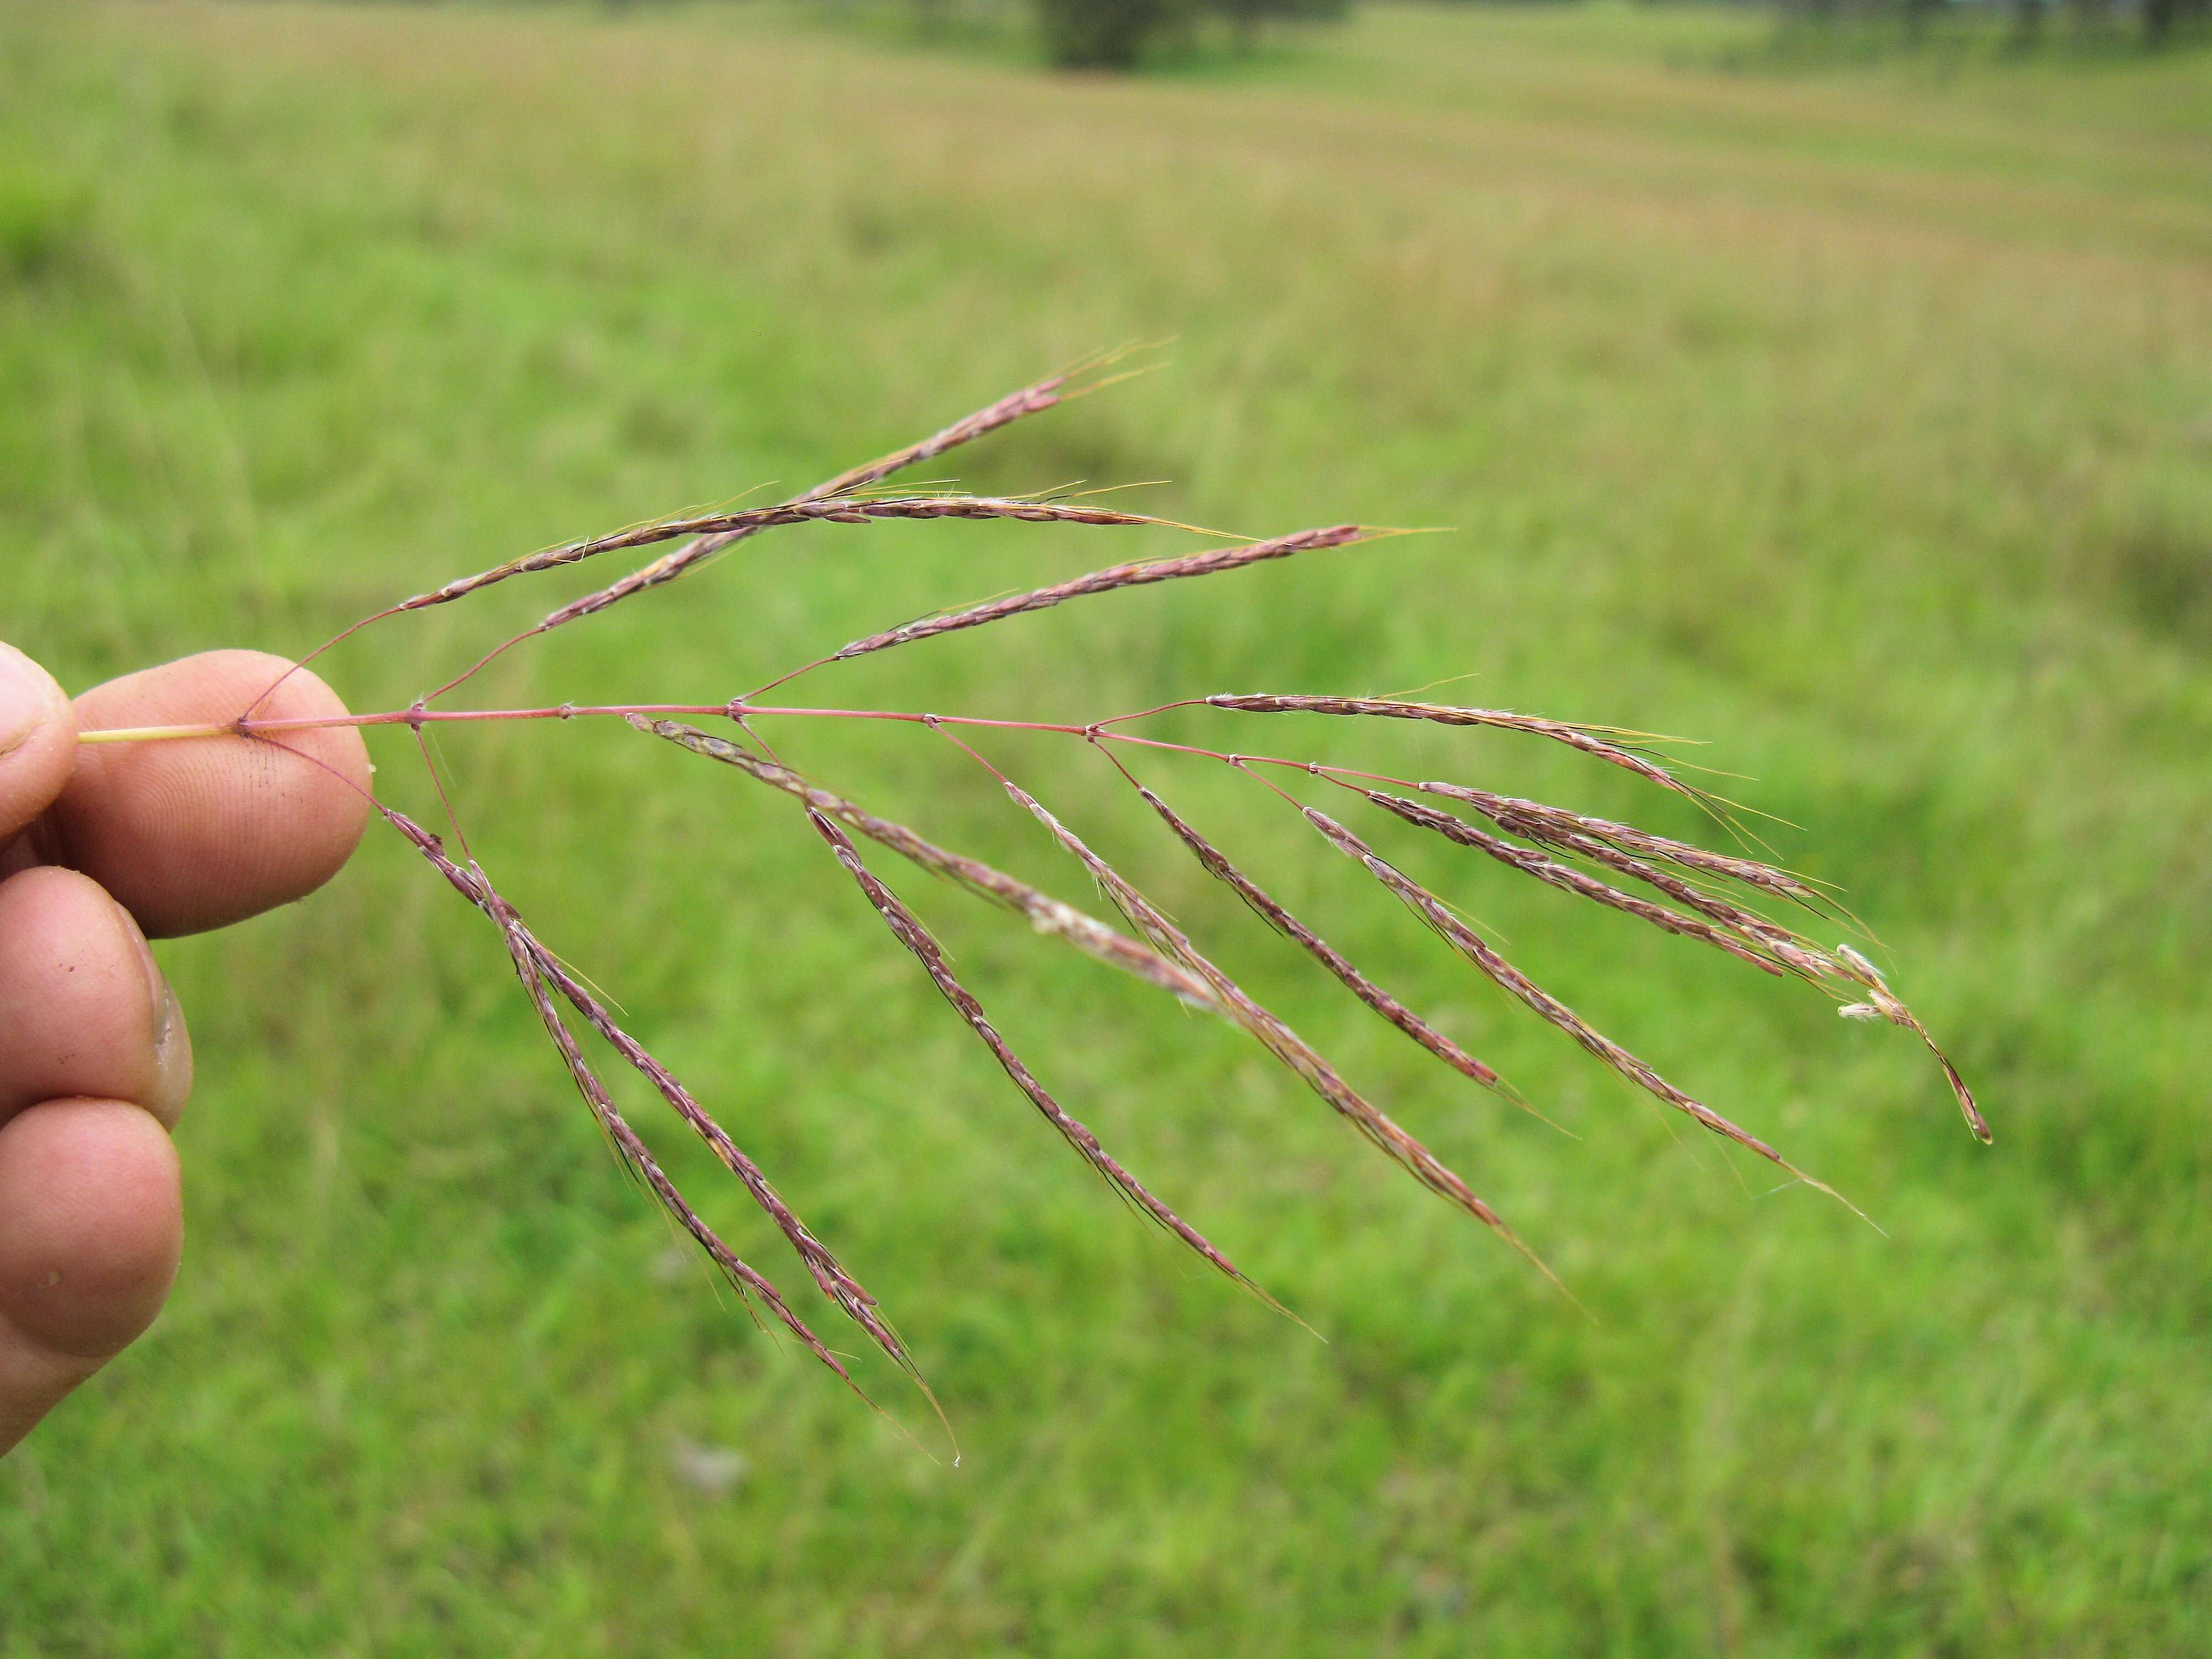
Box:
(51, 651, 373, 938)
(0, 1099, 182, 1365)
(0, 643, 79, 847)
(231, 650, 374, 865)
(0, 866, 195, 1130)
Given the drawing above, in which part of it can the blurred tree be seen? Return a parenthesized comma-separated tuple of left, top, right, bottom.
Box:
(2064, 0, 2115, 35)
(1030, 0, 1350, 70)
(1034, 0, 1187, 68)
(2137, 0, 2209, 42)
(1209, 0, 1351, 53)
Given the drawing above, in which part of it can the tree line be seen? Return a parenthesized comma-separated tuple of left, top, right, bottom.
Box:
(1778, 0, 2208, 47)
(939, 0, 1349, 69)
(931, 0, 2201, 69)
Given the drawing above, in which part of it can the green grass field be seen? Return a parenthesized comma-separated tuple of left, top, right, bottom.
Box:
(4, 2, 2210, 1651)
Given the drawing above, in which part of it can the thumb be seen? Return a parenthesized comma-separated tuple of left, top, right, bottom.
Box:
(0, 644, 77, 852)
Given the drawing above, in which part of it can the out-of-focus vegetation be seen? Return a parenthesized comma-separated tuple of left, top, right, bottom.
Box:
(1039, 0, 1347, 67)
(1762, 0, 2209, 55)
(899, 0, 2209, 67)
(910, 0, 1349, 69)
(4, 2, 2210, 1653)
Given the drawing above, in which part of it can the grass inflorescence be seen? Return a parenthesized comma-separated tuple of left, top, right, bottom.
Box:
(82, 368, 1985, 1429)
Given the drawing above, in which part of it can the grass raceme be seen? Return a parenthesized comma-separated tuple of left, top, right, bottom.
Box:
(79, 365, 1985, 1430)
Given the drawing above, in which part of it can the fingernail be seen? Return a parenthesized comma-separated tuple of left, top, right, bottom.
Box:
(148, 956, 177, 1046)
(148, 969, 193, 1128)
(113, 893, 194, 1128)
(0, 644, 50, 759)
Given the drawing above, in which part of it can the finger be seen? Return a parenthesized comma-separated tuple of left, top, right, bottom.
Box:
(34, 650, 373, 938)
(0, 644, 78, 851)
(0, 867, 193, 1131)
(0, 1098, 183, 1457)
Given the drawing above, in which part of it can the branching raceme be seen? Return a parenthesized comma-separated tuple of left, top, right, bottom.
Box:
(79, 358, 1986, 1430)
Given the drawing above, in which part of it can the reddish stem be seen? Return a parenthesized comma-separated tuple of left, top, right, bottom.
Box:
(218, 699, 1427, 794)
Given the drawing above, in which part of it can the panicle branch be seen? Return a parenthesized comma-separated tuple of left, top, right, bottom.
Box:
(804, 807, 1278, 1310)
(1352, 787, 1792, 977)
(1112, 766, 1541, 1121)
(1297, 804, 1744, 1145)
(542, 368, 1084, 634)
(826, 525, 1372, 666)
(1203, 694, 1702, 800)
(1415, 782, 1832, 910)
(630, 716, 1227, 1015)
(379, 807, 877, 1396)
(400, 495, 1178, 615)
(988, 773, 1567, 1295)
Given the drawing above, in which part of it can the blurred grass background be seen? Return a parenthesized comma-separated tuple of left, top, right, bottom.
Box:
(3, 2, 2210, 1651)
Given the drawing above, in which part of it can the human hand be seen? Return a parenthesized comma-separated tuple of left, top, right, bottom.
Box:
(0, 644, 371, 1455)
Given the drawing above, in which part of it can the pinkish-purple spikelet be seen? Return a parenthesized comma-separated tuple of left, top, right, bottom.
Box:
(1367, 783, 1977, 1136)
(546, 369, 1081, 632)
(991, 776, 1569, 1295)
(1415, 782, 1832, 911)
(1119, 773, 1536, 1115)
(1292, 803, 1879, 1222)
(828, 525, 1372, 665)
(402, 496, 1175, 614)
(1354, 789, 1791, 977)
(1204, 693, 1700, 799)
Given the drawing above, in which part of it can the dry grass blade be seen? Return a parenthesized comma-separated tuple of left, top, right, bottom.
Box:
(1296, 805, 1862, 1214)
(1118, 771, 1546, 1122)
(632, 716, 1227, 1014)
(1204, 694, 1700, 800)
(804, 807, 1279, 1308)
(995, 776, 1567, 1296)
(828, 525, 1372, 665)
(1355, 789, 1791, 978)
(378, 808, 872, 1397)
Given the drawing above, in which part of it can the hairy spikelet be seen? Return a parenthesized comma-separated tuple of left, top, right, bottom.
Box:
(544, 371, 1078, 632)
(1415, 781, 1829, 909)
(1205, 693, 1697, 798)
(403, 496, 1173, 614)
(380, 809, 870, 1394)
(1834, 945, 1989, 1143)
(810, 372, 1073, 502)
(1119, 772, 1536, 1116)
(1355, 788, 1790, 977)
(520, 942, 913, 1373)
(1391, 784, 1975, 1130)
(1296, 804, 1823, 1180)
(997, 778, 1565, 1290)
(830, 525, 1371, 664)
